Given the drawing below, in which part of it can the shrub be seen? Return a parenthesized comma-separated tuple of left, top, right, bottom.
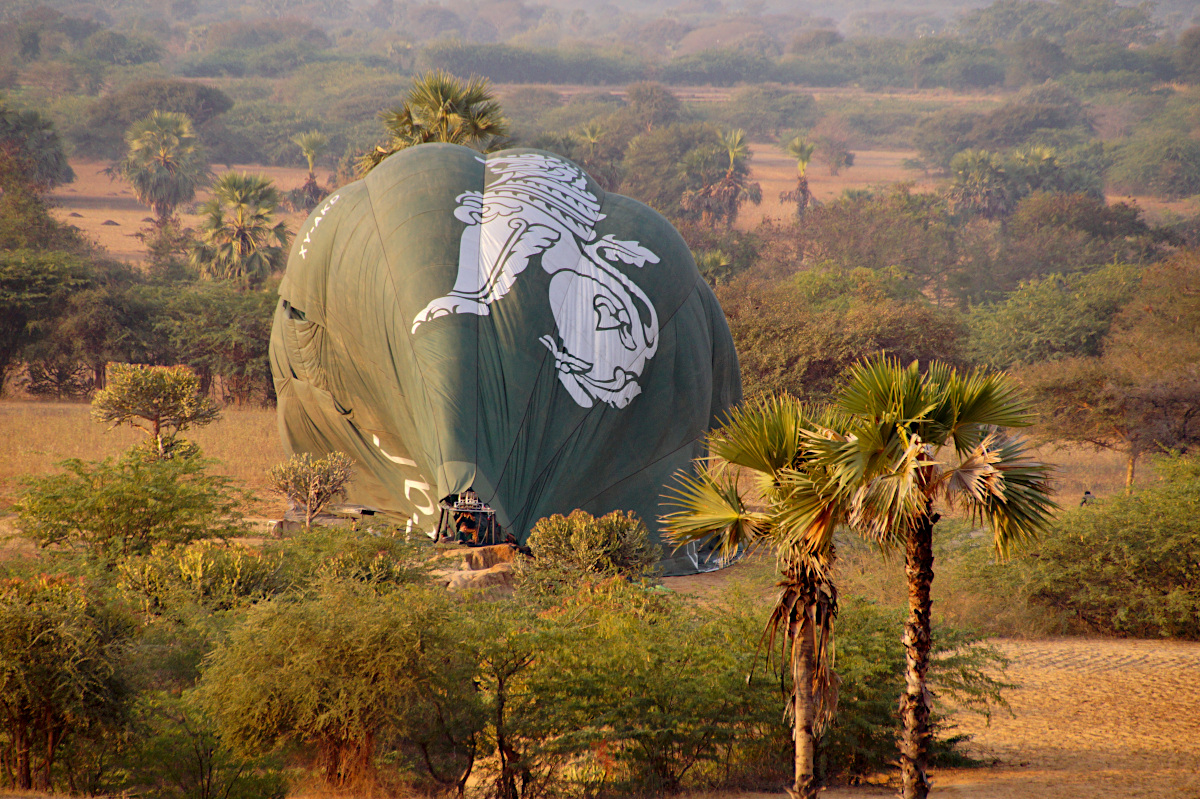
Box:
(1107, 130, 1200, 199)
(0, 575, 133, 790)
(1024, 455, 1200, 639)
(117, 541, 288, 615)
(523, 509, 659, 582)
(269, 527, 430, 592)
(92, 363, 221, 460)
(16, 453, 246, 564)
(200, 581, 469, 788)
(267, 451, 354, 527)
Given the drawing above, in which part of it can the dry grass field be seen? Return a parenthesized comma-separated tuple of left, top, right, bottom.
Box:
(48, 161, 328, 264)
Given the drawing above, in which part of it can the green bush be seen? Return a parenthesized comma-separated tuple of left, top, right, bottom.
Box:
(269, 526, 431, 592)
(117, 541, 287, 615)
(1024, 455, 1200, 638)
(0, 574, 134, 791)
(200, 580, 470, 788)
(523, 509, 659, 583)
(1107, 130, 1200, 199)
(16, 453, 247, 564)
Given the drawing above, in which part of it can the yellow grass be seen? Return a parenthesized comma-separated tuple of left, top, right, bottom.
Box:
(0, 399, 285, 519)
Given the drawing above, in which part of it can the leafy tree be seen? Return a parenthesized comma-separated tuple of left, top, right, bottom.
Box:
(1025, 251, 1200, 488)
(967, 263, 1141, 368)
(112, 111, 212, 227)
(1178, 26, 1200, 83)
(77, 29, 162, 66)
(1005, 37, 1070, 85)
(0, 249, 90, 395)
(624, 81, 682, 132)
(1107, 129, 1200, 199)
(0, 104, 74, 189)
(820, 356, 1053, 799)
(15, 453, 246, 563)
(0, 146, 87, 253)
(0, 575, 132, 790)
(91, 363, 220, 459)
(620, 123, 717, 219)
(360, 70, 509, 173)
(201, 581, 464, 787)
(267, 451, 354, 528)
(189, 172, 290, 288)
(780, 135, 816, 216)
(76, 79, 233, 160)
(812, 115, 855, 176)
(1023, 454, 1200, 639)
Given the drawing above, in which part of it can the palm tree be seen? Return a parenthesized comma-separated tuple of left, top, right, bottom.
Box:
(680, 129, 762, 227)
(291, 129, 328, 207)
(945, 148, 1015, 221)
(780, 136, 816, 216)
(664, 397, 853, 799)
(189, 172, 290, 288)
(359, 70, 509, 175)
(112, 111, 211, 227)
(821, 356, 1057, 799)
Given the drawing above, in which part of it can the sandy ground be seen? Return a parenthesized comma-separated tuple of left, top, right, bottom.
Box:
(48, 161, 327, 264)
(664, 560, 1200, 799)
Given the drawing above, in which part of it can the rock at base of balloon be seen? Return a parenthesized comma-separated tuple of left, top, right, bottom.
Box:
(441, 562, 515, 593)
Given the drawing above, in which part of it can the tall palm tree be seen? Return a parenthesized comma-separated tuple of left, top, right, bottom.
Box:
(680, 129, 761, 228)
(780, 136, 816, 217)
(189, 172, 290, 289)
(112, 111, 211, 226)
(664, 397, 853, 799)
(821, 356, 1057, 799)
(359, 70, 509, 175)
(291, 129, 328, 209)
(945, 148, 1015, 221)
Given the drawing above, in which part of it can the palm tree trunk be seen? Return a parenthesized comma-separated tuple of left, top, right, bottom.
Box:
(791, 607, 818, 799)
(900, 507, 938, 799)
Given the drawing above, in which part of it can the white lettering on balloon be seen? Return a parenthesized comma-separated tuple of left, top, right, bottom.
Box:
(298, 193, 341, 260)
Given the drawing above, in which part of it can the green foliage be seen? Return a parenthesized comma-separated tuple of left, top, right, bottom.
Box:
(1024, 455, 1200, 639)
(112, 111, 212, 225)
(1108, 129, 1200, 199)
(705, 85, 817, 139)
(200, 580, 462, 787)
(418, 41, 644, 85)
(91, 363, 221, 458)
(361, 70, 509, 173)
(267, 451, 354, 528)
(189, 172, 290, 288)
(269, 527, 430, 592)
(77, 29, 162, 66)
(15, 453, 246, 564)
(0, 574, 133, 790)
(521, 509, 659, 587)
(73, 79, 233, 160)
(967, 263, 1141, 368)
(117, 541, 287, 615)
(0, 249, 90, 394)
(0, 104, 74, 189)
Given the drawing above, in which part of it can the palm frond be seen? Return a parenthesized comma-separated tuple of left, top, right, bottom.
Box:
(661, 468, 769, 562)
(959, 433, 1058, 558)
(707, 394, 808, 477)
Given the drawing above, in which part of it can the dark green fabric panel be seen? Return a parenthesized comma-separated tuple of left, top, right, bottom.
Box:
(270, 143, 742, 571)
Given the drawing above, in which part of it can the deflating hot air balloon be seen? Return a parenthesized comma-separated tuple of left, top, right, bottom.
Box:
(269, 144, 741, 575)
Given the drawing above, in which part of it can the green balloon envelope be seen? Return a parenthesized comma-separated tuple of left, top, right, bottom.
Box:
(270, 144, 741, 575)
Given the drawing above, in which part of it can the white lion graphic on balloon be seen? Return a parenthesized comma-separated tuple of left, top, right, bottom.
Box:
(410, 153, 661, 410)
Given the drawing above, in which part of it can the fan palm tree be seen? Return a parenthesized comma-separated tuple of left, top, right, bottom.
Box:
(820, 355, 1057, 799)
(359, 70, 509, 175)
(291, 129, 329, 209)
(680, 130, 762, 227)
(780, 136, 816, 216)
(945, 148, 1015, 221)
(189, 172, 290, 289)
(112, 111, 211, 226)
(664, 397, 853, 799)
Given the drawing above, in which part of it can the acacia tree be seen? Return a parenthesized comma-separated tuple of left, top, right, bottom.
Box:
(360, 70, 509, 174)
(0, 575, 131, 790)
(189, 172, 290, 288)
(111, 111, 211, 227)
(267, 451, 354, 528)
(91, 363, 220, 459)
